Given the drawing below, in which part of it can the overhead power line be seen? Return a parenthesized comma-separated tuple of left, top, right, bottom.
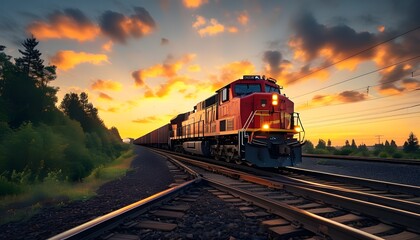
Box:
(288, 24, 420, 84)
(304, 104, 420, 125)
(306, 111, 420, 128)
(301, 100, 419, 122)
(292, 55, 420, 99)
(296, 87, 420, 111)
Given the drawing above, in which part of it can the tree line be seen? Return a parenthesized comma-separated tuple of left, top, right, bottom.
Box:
(303, 132, 420, 159)
(0, 37, 127, 192)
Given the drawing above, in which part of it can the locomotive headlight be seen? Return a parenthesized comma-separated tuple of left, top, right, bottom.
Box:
(272, 94, 278, 106)
(294, 125, 302, 132)
(262, 123, 270, 130)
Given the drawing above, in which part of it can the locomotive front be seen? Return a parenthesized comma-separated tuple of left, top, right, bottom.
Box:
(236, 76, 305, 167)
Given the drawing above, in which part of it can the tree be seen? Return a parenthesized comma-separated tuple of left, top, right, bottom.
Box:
(15, 37, 46, 85)
(316, 139, 326, 149)
(351, 139, 357, 150)
(60, 92, 104, 132)
(1, 37, 58, 127)
(110, 126, 122, 140)
(345, 140, 350, 147)
(390, 140, 398, 149)
(302, 140, 314, 153)
(403, 132, 419, 153)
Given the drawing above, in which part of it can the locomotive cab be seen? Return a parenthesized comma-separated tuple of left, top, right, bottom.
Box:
(216, 75, 305, 167)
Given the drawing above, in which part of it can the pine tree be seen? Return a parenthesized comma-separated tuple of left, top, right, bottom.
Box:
(316, 139, 326, 149)
(403, 132, 419, 153)
(60, 92, 104, 132)
(15, 37, 45, 84)
(351, 139, 357, 150)
(2, 37, 59, 127)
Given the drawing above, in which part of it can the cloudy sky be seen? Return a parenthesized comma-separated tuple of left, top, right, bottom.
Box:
(1, 0, 419, 145)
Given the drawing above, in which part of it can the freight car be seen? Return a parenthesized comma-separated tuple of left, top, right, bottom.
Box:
(134, 75, 305, 167)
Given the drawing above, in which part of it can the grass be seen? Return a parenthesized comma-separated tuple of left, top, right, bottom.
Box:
(0, 147, 135, 225)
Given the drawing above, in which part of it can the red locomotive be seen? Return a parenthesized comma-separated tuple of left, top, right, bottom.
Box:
(134, 75, 305, 167)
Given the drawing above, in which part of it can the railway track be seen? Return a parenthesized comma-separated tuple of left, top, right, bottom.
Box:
(50, 149, 420, 239)
(160, 150, 420, 239)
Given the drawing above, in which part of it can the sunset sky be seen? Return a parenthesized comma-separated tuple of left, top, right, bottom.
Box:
(1, 0, 419, 146)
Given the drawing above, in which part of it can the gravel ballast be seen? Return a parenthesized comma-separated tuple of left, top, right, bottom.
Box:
(0, 146, 174, 239)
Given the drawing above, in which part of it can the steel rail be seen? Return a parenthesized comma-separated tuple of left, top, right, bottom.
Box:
(270, 174, 420, 214)
(48, 179, 201, 240)
(286, 166, 420, 196)
(280, 182, 420, 233)
(205, 178, 382, 240)
(164, 152, 420, 233)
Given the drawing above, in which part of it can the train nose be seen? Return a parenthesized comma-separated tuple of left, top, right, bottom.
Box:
(279, 145, 291, 155)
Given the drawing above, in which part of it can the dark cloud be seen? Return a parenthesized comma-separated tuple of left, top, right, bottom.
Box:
(100, 11, 126, 42)
(267, 40, 281, 49)
(263, 50, 284, 76)
(290, 11, 376, 62)
(358, 14, 380, 25)
(161, 37, 169, 45)
(99, 92, 113, 101)
(99, 7, 156, 43)
(329, 16, 349, 26)
(63, 8, 92, 24)
(338, 91, 366, 103)
(132, 70, 144, 86)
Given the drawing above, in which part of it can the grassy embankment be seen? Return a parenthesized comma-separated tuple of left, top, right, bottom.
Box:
(0, 147, 135, 225)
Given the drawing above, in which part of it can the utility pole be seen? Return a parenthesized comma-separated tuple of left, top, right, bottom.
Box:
(375, 135, 383, 145)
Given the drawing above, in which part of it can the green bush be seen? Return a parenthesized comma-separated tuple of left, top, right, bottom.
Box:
(313, 149, 330, 155)
(0, 176, 22, 196)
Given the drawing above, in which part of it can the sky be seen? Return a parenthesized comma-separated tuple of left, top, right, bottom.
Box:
(0, 0, 419, 146)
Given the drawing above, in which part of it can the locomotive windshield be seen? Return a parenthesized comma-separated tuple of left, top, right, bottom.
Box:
(265, 85, 280, 93)
(234, 83, 262, 96)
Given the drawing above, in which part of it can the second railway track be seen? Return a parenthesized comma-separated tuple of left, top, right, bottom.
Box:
(158, 149, 420, 239)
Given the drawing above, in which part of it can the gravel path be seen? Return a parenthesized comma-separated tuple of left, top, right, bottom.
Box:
(299, 156, 420, 186)
(0, 145, 174, 240)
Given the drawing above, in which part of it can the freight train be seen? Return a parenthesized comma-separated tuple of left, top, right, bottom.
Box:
(134, 75, 305, 167)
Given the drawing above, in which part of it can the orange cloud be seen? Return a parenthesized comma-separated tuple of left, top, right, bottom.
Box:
(98, 92, 113, 101)
(299, 90, 367, 109)
(183, 0, 208, 9)
(102, 40, 113, 51)
(377, 25, 385, 32)
(28, 9, 100, 42)
(132, 54, 196, 87)
(91, 79, 122, 91)
(192, 15, 206, 28)
(237, 11, 249, 25)
(211, 60, 256, 91)
(228, 27, 239, 33)
(50, 50, 109, 70)
(197, 18, 225, 37)
(188, 64, 201, 72)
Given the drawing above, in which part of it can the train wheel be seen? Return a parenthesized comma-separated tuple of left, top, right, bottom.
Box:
(225, 155, 232, 163)
(245, 161, 253, 166)
(211, 148, 220, 161)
